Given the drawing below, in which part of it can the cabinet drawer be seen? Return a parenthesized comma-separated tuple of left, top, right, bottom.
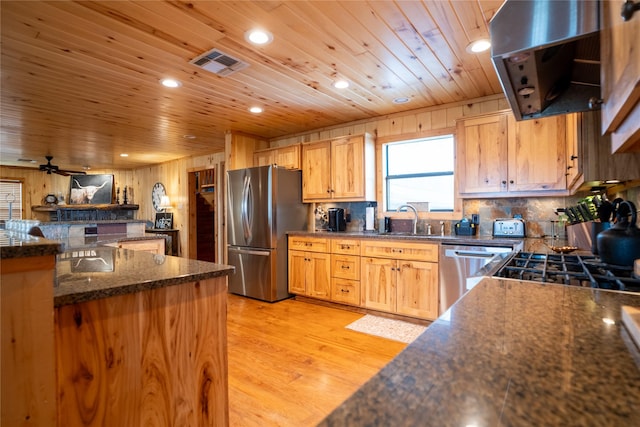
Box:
(331, 254, 360, 280)
(288, 236, 329, 253)
(331, 278, 360, 305)
(331, 239, 360, 255)
(361, 240, 438, 262)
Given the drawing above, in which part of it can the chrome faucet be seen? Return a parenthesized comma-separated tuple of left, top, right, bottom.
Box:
(396, 204, 418, 234)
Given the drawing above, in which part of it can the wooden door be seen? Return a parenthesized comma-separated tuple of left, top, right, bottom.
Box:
(456, 114, 508, 194)
(601, 0, 640, 152)
(332, 136, 364, 199)
(188, 168, 216, 262)
(396, 260, 439, 320)
(509, 115, 567, 192)
(307, 252, 331, 300)
(302, 141, 332, 201)
(288, 250, 308, 294)
(361, 257, 395, 312)
(275, 144, 301, 169)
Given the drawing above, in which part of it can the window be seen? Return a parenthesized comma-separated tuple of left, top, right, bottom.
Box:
(383, 135, 454, 212)
(0, 180, 23, 220)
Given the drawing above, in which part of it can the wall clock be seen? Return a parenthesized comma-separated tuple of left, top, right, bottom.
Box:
(151, 182, 167, 212)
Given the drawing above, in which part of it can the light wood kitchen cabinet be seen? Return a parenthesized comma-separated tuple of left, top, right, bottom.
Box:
(600, 0, 640, 153)
(104, 238, 165, 255)
(361, 240, 439, 320)
(253, 144, 301, 169)
(330, 238, 361, 305)
(288, 236, 331, 299)
(457, 112, 570, 197)
(301, 133, 375, 202)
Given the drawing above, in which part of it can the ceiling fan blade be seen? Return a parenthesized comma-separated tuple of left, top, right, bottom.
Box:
(56, 169, 87, 176)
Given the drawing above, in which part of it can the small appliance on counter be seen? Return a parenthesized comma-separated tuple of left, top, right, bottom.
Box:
(492, 218, 526, 237)
(454, 218, 478, 236)
(328, 208, 346, 232)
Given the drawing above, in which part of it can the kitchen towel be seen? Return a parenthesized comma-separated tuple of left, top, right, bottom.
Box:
(365, 206, 375, 231)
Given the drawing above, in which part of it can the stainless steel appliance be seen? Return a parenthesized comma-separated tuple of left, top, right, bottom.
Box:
(493, 218, 526, 237)
(227, 165, 308, 302)
(439, 244, 514, 314)
(490, 0, 601, 120)
(494, 252, 640, 292)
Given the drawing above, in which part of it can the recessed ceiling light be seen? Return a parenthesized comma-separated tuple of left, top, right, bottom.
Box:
(245, 29, 273, 45)
(82, 165, 91, 171)
(467, 39, 491, 53)
(160, 78, 182, 88)
(249, 106, 263, 114)
(183, 134, 196, 140)
(120, 153, 129, 157)
(393, 97, 410, 104)
(333, 80, 349, 89)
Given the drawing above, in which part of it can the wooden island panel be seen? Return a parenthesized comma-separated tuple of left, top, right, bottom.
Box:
(55, 277, 229, 427)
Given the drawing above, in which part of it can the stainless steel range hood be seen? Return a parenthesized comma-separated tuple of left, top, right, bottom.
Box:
(490, 0, 601, 121)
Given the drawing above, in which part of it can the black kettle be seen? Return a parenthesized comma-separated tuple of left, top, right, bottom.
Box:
(596, 201, 640, 266)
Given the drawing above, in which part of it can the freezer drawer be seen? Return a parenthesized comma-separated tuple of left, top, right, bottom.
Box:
(227, 246, 290, 302)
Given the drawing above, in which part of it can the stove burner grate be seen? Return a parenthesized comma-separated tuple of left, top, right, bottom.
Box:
(494, 252, 640, 292)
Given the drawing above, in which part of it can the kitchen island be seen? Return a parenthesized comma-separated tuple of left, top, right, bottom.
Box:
(319, 277, 640, 426)
(1, 230, 234, 426)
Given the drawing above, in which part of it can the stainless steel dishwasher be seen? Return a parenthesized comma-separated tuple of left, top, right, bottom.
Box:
(439, 244, 513, 315)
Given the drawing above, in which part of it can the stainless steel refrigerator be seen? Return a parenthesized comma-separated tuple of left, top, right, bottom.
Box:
(227, 165, 308, 302)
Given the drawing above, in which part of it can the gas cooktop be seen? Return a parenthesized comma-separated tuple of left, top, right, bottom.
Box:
(494, 252, 640, 292)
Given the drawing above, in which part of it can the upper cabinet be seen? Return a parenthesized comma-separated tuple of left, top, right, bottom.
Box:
(600, 0, 640, 152)
(253, 144, 301, 170)
(301, 133, 375, 202)
(457, 112, 571, 197)
(456, 112, 577, 197)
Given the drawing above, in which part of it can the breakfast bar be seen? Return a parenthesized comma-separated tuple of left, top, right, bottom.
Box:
(1, 230, 234, 426)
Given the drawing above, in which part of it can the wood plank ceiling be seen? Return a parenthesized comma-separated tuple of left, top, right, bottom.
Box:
(0, 0, 504, 171)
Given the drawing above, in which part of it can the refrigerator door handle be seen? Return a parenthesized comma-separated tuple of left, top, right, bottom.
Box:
(228, 247, 270, 257)
(241, 175, 252, 241)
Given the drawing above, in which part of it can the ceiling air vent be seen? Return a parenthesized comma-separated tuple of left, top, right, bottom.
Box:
(190, 48, 249, 77)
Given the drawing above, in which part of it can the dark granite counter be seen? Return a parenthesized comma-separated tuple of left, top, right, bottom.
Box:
(54, 246, 234, 307)
(320, 278, 640, 426)
(0, 230, 63, 259)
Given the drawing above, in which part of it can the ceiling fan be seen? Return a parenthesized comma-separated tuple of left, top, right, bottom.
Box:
(39, 156, 86, 176)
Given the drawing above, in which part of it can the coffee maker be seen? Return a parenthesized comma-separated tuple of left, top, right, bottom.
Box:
(327, 208, 346, 232)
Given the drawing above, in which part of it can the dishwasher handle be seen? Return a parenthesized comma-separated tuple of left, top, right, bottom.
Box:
(444, 249, 508, 259)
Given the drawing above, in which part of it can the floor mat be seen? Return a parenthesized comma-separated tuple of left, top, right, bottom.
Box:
(345, 314, 427, 344)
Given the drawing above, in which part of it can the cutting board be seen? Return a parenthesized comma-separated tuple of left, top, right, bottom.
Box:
(622, 306, 640, 349)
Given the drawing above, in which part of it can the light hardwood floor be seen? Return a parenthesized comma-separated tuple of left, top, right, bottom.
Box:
(226, 294, 407, 426)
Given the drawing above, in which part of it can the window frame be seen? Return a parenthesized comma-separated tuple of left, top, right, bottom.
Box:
(0, 179, 24, 220)
(376, 130, 462, 221)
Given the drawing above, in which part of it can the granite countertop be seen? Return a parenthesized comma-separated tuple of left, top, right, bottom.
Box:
(320, 278, 640, 426)
(0, 230, 63, 259)
(54, 246, 234, 307)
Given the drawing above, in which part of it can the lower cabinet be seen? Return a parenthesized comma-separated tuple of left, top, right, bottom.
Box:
(330, 238, 361, 305)
(288, 236, 439, 320)
(361, 240, 439, 320)
(288, 236, 331, 299)
(104, 238, 165, 255)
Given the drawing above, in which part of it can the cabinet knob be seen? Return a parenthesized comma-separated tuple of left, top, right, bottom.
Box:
(509, 180, 514, 184)
(570, 155, 578, 161)
(501, 180, 507, 185)
(621, 0, 640, 21)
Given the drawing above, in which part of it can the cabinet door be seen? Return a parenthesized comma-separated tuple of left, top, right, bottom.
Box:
(332, 136, 364, 199)
(509, 116, 567, 191)
(396, 261, 438, 320)
(331, 278, 360, 305)
(288, 250, 307, 294)
(275, 144, 301, 169)
(601, 0, 640, 152)
(307, 252, 331, 299)
(302, 141, 332, 201)
(361, 257, 395, 312)
(253, 150, 275, 167)
(565, 113, 582, 189)
(456, 114, 508, 194)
